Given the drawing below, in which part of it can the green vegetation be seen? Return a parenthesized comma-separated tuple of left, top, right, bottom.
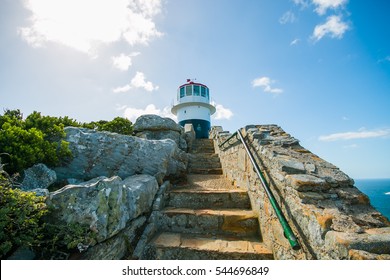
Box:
(38, 221, 95, 259)
(0, 109, 133, 175)
(0, 165, 94, 259)
(0, 185, 47, 258)
(82, 117, 133, 135)
(0, 110, 72, 175)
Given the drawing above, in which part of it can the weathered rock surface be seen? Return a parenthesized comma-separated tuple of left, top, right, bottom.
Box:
(54, 127, 188, 184)
(46, 174, 159, 243)
(79, 216, 147, 260)
(20, 163, 56, 190)
(134, 115, 188, 151)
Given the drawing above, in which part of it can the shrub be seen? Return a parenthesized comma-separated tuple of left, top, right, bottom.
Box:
(82, 117, 133, 135)
(0, 110, 72, 175)
(0, 186, 47, 258)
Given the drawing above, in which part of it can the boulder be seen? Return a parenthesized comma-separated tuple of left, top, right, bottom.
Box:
(134, 115, 188, 151)
(46, 175, 159, 243)
(20, 163, 56, 190)
(54, 127, 187, 184)
(133, 114, 182, 133)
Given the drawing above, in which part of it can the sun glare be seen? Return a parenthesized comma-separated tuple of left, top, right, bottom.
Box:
(19, 0, 162, 56)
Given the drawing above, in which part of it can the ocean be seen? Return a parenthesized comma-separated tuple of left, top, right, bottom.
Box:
(354, 178, 390, 220)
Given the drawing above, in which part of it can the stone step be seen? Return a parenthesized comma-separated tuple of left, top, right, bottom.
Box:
(189, 162, 222, 169)
(189, 168, 223, 175)
(192, 139, 214, 145)
(158, 208, 259, 238)
(190, 153, 220, 161)
(168, 189, 251, 209)
(191, 149, 216, 154)
(191, 141, 215, 152)
(179, 174, 237, 191)
(150, 232, 273, 260)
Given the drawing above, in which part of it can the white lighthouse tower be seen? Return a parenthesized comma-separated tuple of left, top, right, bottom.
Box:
(171, 79, 216, 138)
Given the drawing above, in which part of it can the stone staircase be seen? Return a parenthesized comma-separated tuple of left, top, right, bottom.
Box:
(188, 139, 223, 175)
(146, 139, 274, 260)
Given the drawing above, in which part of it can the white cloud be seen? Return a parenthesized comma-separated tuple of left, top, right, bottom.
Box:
(112, 52, 140, 71)
(279, 11, 296, 24)
(319, 128, 390, 141)
(312, 15, 349, 41)
(19, 0, 163, 57)
(113, 84, 132, 93)
(312, 0, 348, 15)
(130, 72, 159, 91)
(213, 104, 233, 120)
(290, 38, 300, 45)
(113, 72, 159, 93)
(252, 76, 283, 94)
(122, 104, 176, 122)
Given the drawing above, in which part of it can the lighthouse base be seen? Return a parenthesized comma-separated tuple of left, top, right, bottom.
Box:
(179, 119, 211, 139)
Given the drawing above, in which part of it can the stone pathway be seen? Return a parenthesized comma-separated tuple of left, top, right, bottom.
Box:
(146, 139, 274, 259)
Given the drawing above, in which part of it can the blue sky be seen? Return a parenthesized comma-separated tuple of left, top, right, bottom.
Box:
(1, 0, 389, 179)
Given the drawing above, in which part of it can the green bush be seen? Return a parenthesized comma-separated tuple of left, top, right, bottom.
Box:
(82, 117, 133, 135)
(0, 110, 72, 175)
(0, 186, 47, 258)
(0, 184, 94, 259)
(38, 221, 95, 259)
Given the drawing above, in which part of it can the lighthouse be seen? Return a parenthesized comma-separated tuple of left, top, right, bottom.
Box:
(171, 79, 216, 138)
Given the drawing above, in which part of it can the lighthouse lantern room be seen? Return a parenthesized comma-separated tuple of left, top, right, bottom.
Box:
(171, 79, 216, 138)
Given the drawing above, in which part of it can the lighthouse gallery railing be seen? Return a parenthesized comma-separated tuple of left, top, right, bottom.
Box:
(218, 129, 301, 250)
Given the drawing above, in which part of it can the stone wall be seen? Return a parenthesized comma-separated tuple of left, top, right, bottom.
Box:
(210, 125, 390, 260)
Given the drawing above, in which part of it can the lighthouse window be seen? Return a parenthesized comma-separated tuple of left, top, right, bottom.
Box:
(206, 88, 209, 100)
(201, 86, 206, 97)
(193, 85, 200, 96)
(180, 87, 185, 98)
(186, 85, 192, 96)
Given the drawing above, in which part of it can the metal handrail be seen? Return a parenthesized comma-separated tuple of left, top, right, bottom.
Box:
(218, 131, 238, 149)
(219, 129, 300, 250)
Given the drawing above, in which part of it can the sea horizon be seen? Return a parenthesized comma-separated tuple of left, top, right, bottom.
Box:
(354, 178, 390, 220)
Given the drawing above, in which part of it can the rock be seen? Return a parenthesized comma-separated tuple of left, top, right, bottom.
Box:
(46, 174, 159, 243)
(305, 163, 316, 173)
(277, 158, 305, 174)
(325, 229, 390, 259)
(29, 188, 50, 196)
(134, 115, 182, 133)
(348, 249, 390, 260)
(54, 127, 187, 184)
(20, 163, 56, 190)
(80, 216, 147, 260)
(134, 115, 188, 151)
(286, 174, 329, 192)
(330, 215, 364, 233)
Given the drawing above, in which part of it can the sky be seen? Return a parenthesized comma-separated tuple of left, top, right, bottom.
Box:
(1, 0, 389, 179)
